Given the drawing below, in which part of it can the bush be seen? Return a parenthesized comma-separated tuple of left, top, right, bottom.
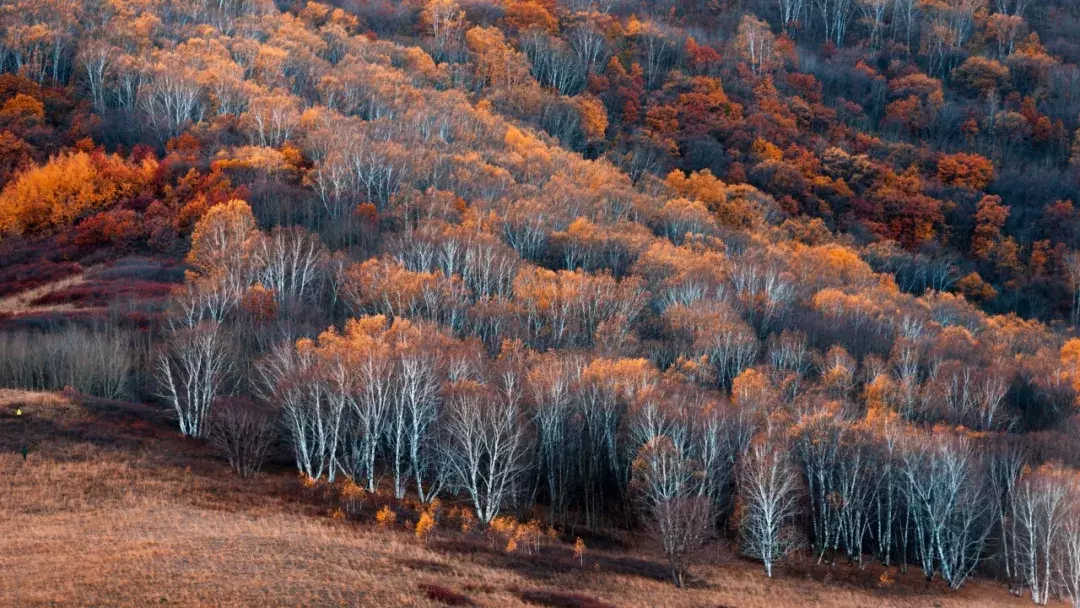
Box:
(208, 397, 277, 478)
(376, 505, 397, 527)
(74, 209, 144, 249)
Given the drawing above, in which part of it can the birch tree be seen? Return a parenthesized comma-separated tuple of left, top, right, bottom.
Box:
(738, 432, 803, 577)
(631, 435, 712, 588)
(156, 320, 234, 439)
(256, 339, 342, 481)
(442, 377, 533, 525)
(1012, 464, 1075, 605)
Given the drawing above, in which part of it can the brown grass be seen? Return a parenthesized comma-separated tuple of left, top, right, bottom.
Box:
(0, 271, 88, 315)
(0, 390, 1051, 607)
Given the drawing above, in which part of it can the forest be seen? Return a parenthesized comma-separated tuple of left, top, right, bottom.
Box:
(2, 0, 1080, 603)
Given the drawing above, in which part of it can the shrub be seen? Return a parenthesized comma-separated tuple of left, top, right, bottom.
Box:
(376, 505, 397, 527)
(573, 537, 586, 566)
(74, 209, 144, 249)
(208, 397, 277, 478)
(339, 480, 367, 516)
(416, 511, 436, 541)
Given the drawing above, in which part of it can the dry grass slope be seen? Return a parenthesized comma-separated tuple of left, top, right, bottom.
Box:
(0, 390, 1045, 607)
(0, 272, 88, 315)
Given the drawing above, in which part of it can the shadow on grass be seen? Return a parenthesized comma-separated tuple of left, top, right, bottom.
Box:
(401, 558, 460, 576)
(0, 392, 310, 516)
(0, 395, 188, 462)
(430, 537, 672, 584)
(517, 589, 618, 608)
(418, 582, 476, 606)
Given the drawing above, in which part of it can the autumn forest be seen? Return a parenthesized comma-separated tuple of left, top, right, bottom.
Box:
(3, 0, 1080, 604)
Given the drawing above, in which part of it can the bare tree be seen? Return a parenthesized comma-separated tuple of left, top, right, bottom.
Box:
(139, 50, 205, 142)
(858, 0, 890, 49)
(399, 344, 447, 502)
(382, 326, 449, 501)
(738, 433, 803, 577)
(986, 438, 1026, 586)
(77, 38, 116, 113)
(1012, 464, 1075, 605)
(778, 0, 807, 38)
(692, 400, 749, 514)
(813, 0, 855, 47)
(1061, 502, 1080, 608)
(156, 320, 234, 438)
(736, 15, 778, 76)
(209, 397, 277, 477)
(898, 431, 993, 589)
(994, 0, 1031, 17)
(1064, 251, 1080, 329)
(568, 17, 609, 74)
(255, 341, 340, 481)
(632, 436, 712, 588)
(331, 335, 393, 491)
(441, 378, 533, 525)
(251, 226, 328, 308)
(244, 91, 300, 147)
(0, 327, 133, 399)
(528, 352, 583, 523)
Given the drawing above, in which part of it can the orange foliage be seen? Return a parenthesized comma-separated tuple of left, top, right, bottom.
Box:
(503, 0, 558, 33)
(937, 153, 994, 190)
(955, 272, 997, 303)
(0, 151, 156, 235)
(971, 195, 1009, 260)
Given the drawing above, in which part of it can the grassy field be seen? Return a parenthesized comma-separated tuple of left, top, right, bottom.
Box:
(0, 389, 1046, 607)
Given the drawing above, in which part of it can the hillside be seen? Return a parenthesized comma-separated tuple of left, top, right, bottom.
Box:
(0, 390, 1037, 607)
(2, 0, 1080, 606)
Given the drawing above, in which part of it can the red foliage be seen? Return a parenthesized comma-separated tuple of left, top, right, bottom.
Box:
(0, 260, 82, 298)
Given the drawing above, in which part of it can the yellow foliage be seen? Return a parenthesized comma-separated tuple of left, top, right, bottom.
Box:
(863, 374, 893, 411)
(1060, 339, 1080, 400)
(665, 169, 727, 209)
(732, 367, 777, 410)
(751, 137, 783, 162)
(792, 243, 878, 290)
(486, 516, 548, 554)
(0, 93, 45, 125)
(504, 0, 558, 33)
(376, 505, 397, 527)
(578, 96, 608, 142)
(186, 198, 256, 274)
(466, 25, 531, 89)
(339, 479, 366, 502)
(415, 511, 436, 541)
(212, 146, 295, 176)
(454, 507, 476, 533)
(573, 537, 586, 565)
(954, 271, 997, 303)
(1061, 338, 1080, 372)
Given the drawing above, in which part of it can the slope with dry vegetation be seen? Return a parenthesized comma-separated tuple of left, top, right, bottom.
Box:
(0, 390, 1038, 607)
(2, 0, 1080, 605)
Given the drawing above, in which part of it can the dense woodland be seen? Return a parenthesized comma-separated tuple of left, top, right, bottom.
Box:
(3, 0, 1080, 600)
